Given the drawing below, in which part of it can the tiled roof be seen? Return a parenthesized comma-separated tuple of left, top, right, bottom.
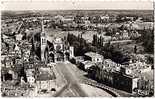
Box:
(36, 70, 56, 81)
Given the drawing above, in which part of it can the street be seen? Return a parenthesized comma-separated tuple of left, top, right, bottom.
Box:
(55, 62, 88, 97)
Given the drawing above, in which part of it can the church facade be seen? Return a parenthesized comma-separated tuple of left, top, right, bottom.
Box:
(40, 19, 74, 63)
(50, 37, 74, 63)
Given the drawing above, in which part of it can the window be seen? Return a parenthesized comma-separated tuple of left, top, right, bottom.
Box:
(42, 38, 46, 44)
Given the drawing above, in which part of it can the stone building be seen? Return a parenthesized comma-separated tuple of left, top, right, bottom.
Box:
(88, 59, 140, 93)
(36, 67, 56, 93)
(48, 37, 74, 63)
(39, 18, 74, 63)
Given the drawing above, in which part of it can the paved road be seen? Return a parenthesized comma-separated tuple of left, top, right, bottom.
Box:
(55, 62, 88, 97)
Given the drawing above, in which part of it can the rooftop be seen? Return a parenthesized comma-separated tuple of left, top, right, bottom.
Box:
(36, 67, 56, 81)
(82, 61, 95, 66)
(53, 37, 63, 44)
(85, 52, 103, 58)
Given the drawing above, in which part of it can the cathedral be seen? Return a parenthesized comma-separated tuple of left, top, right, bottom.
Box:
(40, 18, 74, 63)
(50, 37, 74, 63)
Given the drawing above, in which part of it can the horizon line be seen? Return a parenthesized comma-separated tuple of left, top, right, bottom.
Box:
(1, 1, 153, 11)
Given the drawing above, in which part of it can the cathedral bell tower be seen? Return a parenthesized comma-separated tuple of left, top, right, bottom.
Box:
(40, 18, 47, 62)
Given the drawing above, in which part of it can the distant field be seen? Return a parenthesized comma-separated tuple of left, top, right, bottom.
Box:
(2, 10, 153, 19)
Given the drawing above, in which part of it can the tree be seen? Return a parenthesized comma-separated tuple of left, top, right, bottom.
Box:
(100, 36, 103, 47)
(142, 29, 153, 53)
(92, 34, 97, 46)
(134, 45, 137, 54)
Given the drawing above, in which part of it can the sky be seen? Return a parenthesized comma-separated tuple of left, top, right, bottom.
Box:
(1, 0, 154, 11)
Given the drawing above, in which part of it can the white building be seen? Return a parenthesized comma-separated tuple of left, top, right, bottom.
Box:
(81, 61, 95, 70)
(85, 52, 104, 63)
(26, 69, 35, 86)
(15, 33, 23, 41)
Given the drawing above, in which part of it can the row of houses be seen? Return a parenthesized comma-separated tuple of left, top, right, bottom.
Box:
(1, 18, 59, 96)
(71, 52, 103, 70)
(70, 51, 153, 95)
(1, 40, 57, 96)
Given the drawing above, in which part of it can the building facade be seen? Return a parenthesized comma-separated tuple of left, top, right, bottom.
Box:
(49, 37, 74, 63)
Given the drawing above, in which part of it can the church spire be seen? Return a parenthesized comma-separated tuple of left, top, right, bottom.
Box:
(41, 16, 45, 37)
(41, 18, 44, 32)
(40, 15, 47, 63)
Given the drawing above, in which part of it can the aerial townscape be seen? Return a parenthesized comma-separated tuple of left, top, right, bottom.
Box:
(1, 10, 154, 97)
